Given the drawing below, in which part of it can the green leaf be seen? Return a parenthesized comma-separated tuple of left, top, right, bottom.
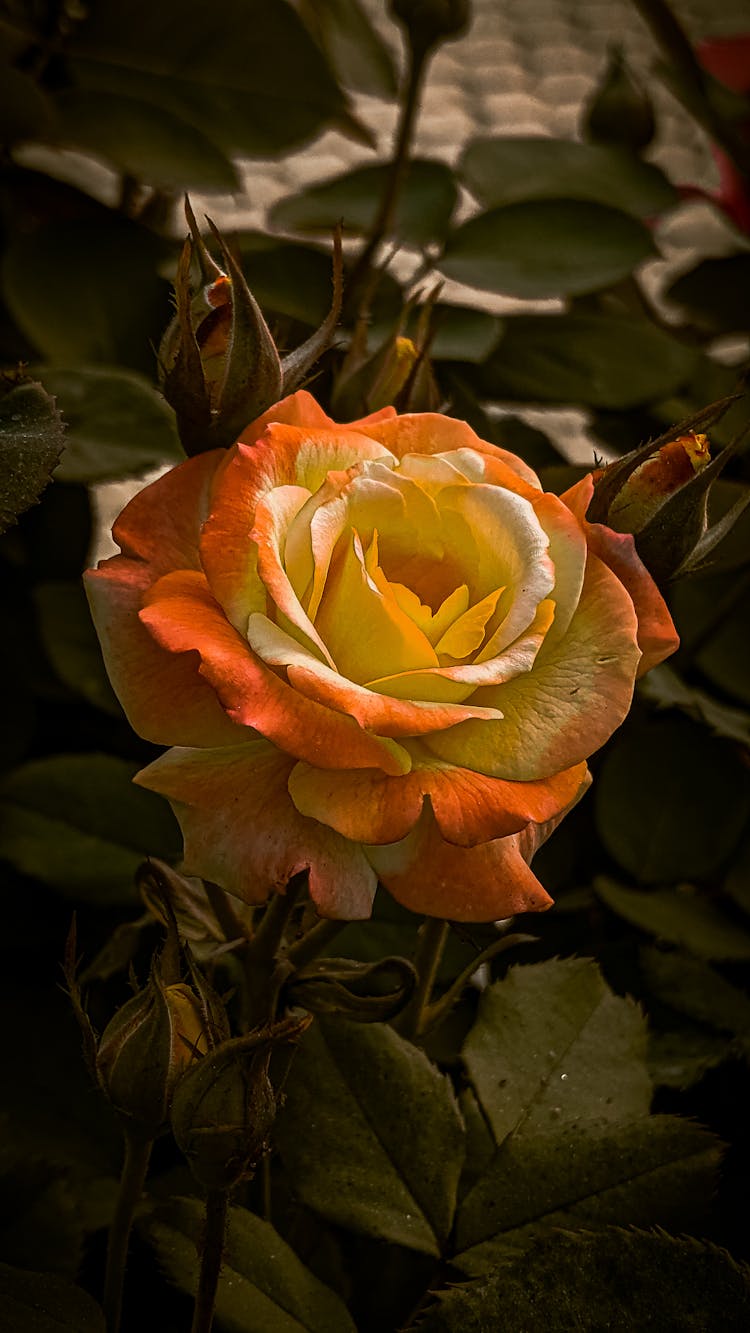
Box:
(38, 366, 182, 483)
(726, 827, 750, 917)
(595, 879, 750, 961)
(641, 945, 750, 1039)
(460, 137, 677, 216)
(270, 160, 458, 246)
(0, 754, 181, 904)
(454, 1116, 720, 1270)
(422, 1230, 750, 1331)
(0, 377, 65, 534)
(302, 0, 398, 97)
(647, 1024, 733, 1090)
(462, 958, 651, 1146)
(2, 218, 171, 369)
(668, 255, 750, 333)
(439, 200, 654, 298)
(55, 89, 240, 193)
(412, 305, 502, 364)
(275, 1017, 465, 1255)
(639, 663, 750, 748)
(0, 63, 57, 146)
(237, 236, 337, 327)
(671, 570, 750, 708)
(143, 1196, 356, 1333)
(475, 314, 698, 408)
(34, 581, 121, 715)
(0, 1263, 105, 1333)
(594, 716, 750, 883)
(66, 0, 358, 158)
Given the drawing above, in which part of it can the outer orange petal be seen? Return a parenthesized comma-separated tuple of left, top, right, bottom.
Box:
(357, 413, 541, 489)
(289, 754, 591, 847)
(425, 553, 641, 780)
(136, 739, 377, 919)
(240, 389, 397, 440)
(139, 569, 410, 775)
(85, 558, 245, 747)
(365, 802, 559, 922)
(111, 448, 223, 573)
(562, 474, 679, 675)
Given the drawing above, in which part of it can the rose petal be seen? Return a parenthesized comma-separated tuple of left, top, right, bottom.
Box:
(425, 553, 641, 779)
(241, 389, 397, 440)
(85, 558, 244, 747)
(112, 449, 223, 572)
(365, 802, 556, 922)
(358, 413, 542, 488)
(562, 474, 679, 675)
(245, 613, 504, 733)
(136, 738, 377, 919)
(289, 751, 590, 846)
(140, 569, 411, 774)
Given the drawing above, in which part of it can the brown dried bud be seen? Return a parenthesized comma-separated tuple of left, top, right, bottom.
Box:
(388, 0, 471, 53)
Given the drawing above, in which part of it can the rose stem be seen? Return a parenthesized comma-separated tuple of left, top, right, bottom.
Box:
(345, 35, 431, 333)
(397, 918, 450, 1041)
(242, 878, 305, 1026)
(103, 1129, 154, 1333)
(191, 1189, 229, 1333)
(286, 918, 346, 969)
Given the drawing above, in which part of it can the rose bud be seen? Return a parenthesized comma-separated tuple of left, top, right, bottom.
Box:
(583, 46, 656, 152)
(159, 203, 342, 458)
(171, 1017, 309, 1191)
(388, 0, 471, 53)
(96, 967, 209, 1137)
(587, 427, 748, 583)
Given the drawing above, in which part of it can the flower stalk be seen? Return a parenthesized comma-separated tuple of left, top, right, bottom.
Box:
(397, 917, 450, 1040)
(191, 1189, 229, 1333)
(103, 1130, 154, 1333)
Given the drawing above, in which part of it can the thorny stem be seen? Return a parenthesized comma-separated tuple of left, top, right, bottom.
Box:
(345, 40, 431, 337)
(397, 918, 450, 1041)
(191, 1189, 229, 1333)
(242, 879, 305, 1027)
(103, 1130, 154, 1333)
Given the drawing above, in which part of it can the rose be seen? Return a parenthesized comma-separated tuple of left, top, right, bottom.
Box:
(85, 392, 677, 922)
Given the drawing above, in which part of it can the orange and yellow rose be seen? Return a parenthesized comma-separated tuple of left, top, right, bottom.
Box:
(85, 393, 678, 922)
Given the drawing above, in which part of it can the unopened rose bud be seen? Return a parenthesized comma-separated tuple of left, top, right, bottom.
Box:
(159, 203, 283, 457)
(171, 1016, 310, 1191)
(96, 972, 209, 1136)
(583, 46, 655, 152)
(332, 334, 420, 419)
(589, 422, 748, 583)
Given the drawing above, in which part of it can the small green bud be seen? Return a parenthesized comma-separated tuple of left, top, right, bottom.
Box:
(96, 971, 209, 1136)
(583, 46, 655, 152)
(171, 1016, 310, 1191)
(388, 0, 471, 53)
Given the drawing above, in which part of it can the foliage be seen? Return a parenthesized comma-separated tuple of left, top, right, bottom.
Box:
(1, 0, 750, 1330)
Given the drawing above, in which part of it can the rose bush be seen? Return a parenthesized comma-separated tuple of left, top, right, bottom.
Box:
(85, 392, 678, 921)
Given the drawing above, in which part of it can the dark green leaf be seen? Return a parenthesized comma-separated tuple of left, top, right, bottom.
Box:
(647, 1024, 733, 1090)
(414, 304, 502, 363)
(0, 1264, 105, 1333)
(668, 255, 750, 333)
(0, 754, 181, 904)
(639, 664, 750, 748)
(460, 137, 676, 216)
(275, 1017, 465, 1255)
(301, 0, 398, 97)
(34, 581, 121, 715)
(143, 1195, 356, 1333)
(641, 945, 750, 1039)
(594, 716, 750, 883)
(67, 0, 358, 158)
(439, 200, 654, 298)
(423, 1230, 750, 1332)
(454, 1116, 720, 1270)
(2, 219, 171, 369)
(0, 378, 65, 534)
(270, 160, 458, 246)
(38, 366, 182, 483)
(475, 315, 698, 408)
(236, 236, 337, 327)
(726, 827, 750, 917)
(463, 958, 650, 1146)
(595, 879, 750, 961)
(56, 89, 239, 193)
(0, 64, 57, 146)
